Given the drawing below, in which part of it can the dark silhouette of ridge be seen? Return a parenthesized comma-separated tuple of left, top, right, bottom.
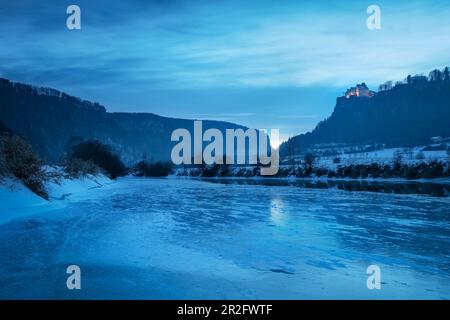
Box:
(0, 78, 249, 164)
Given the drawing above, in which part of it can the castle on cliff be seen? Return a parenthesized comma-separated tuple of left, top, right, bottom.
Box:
(344, 83, 375, 98)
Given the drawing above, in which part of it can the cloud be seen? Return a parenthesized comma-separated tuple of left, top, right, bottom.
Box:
(1, 0, 450, 92)
(1, 0, 450, 137)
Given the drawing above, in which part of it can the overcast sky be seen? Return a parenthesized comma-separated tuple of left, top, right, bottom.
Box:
(1, 0, 450, 142)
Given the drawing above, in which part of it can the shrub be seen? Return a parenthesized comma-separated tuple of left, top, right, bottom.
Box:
(359, 166, 369, 179)
(368, 163, 381, 178)
(349, 165, 360, 179)
(415, 151, 425, 160)
(218, 164, 232, 177)
(405, 166, 418, 179)
(392, 150, 403, 167)
(303, 153, 315, 170)
(63, 157, 101, 178)
(430, 161, 444, 177)
(202, 164, 219, 177)
(0, 134, 48, 198)
(68, 140, 127, 178)
(327, 170, 336, 178)
(343, 165, 354, 177)
(200, 162, 233, 177)
(335, 167, 344, 178)
(134, 160, 172, 177)
(382, 165, 393, 178)
(315, 167, 328, 177)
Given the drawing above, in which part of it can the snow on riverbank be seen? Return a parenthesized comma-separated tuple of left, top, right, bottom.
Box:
(46, 173, 112, 202)
(0, 173, 113, 225)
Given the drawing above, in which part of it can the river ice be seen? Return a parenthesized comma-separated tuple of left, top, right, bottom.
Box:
(0, 177, 449, 299)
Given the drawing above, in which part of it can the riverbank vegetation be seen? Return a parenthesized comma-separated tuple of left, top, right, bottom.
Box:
(2, 130, 449, 201)
(64, 140, 127, 179)
(132, 160, 172, 177)
(0, 134, 48, 199)
(175, 159, 450, 180)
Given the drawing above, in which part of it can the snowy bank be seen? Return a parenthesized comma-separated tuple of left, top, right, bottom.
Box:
(0, 173, 113, 225)
(46, 173, 112, 202)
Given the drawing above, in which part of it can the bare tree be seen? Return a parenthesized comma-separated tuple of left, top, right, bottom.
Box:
(415, 151, 425, 161)
(429, 69, 443, 81)
(303, 152, 315, 170)
(393, 150, 403, 167)
(378, 80, 393, 91)
(444, 67, 450, 81)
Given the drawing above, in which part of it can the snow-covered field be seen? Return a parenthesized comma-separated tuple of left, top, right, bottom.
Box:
(0, 177, 449, 299)
(318, 148, 448, 170)
(286, 146, 449, 171)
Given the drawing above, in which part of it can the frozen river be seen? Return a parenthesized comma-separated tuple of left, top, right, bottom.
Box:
(0, 177, 449, 299)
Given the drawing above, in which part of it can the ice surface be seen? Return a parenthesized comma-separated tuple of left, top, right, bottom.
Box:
(0, 179, 50, 225)
(0, 177, 449, 299)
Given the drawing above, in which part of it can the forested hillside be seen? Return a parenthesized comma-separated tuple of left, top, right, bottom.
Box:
(0, 78, 248, 164)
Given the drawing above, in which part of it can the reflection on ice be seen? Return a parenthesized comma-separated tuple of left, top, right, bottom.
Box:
(270, 198, 286, 226)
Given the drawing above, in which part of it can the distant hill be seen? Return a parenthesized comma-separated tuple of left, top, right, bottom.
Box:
(0, 78, 249, 164)
(280, 68, 450, 157)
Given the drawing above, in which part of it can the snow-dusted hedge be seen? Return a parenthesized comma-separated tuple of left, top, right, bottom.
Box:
(174, 160, 450, 180)
(0, 134, 48, 199)
(63, 157, 101, 178)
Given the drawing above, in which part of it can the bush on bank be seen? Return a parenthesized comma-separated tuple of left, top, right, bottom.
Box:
(0, 134, 48, 199)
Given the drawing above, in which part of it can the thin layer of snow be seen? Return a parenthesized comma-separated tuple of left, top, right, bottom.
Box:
(46, 174, 112, 202)
(0, 173, 113, 225)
